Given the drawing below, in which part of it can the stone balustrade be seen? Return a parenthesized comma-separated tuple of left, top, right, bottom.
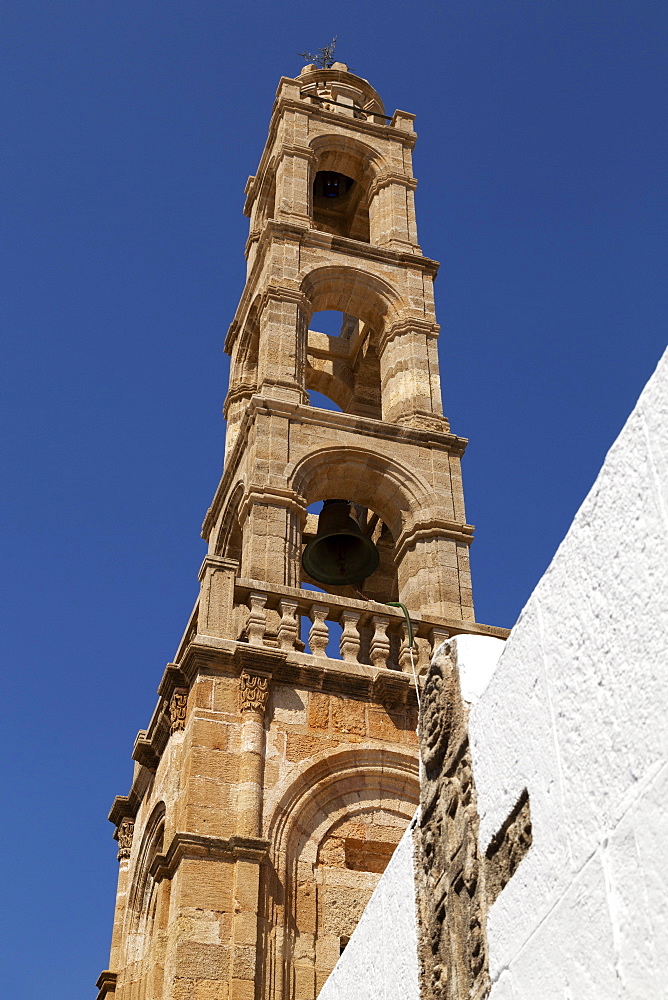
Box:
(233, 578, 506, 674)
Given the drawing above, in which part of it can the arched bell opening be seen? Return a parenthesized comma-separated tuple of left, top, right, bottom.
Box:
(312, 169, 369, 241)
(300, 497, 399, 607)
(309, 136, 381, 244)
(306, 305, 383, 420)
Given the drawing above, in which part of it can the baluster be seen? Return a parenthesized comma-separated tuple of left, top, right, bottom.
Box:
(369, 614, 391, 669)
(399, 622, 415, 673)
(277, 598, 299, 651)
(308, 604, 330, 657)
(339, 610, 362, 663)
(246, 591, 268, 646)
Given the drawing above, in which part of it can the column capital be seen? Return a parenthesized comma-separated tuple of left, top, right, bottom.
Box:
(239, 670, 271, 715)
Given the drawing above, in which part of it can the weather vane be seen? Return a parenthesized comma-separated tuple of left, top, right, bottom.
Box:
(298, 36, 338, 69)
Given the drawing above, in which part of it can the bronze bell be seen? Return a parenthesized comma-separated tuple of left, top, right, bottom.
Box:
(302, 499, 380, 586)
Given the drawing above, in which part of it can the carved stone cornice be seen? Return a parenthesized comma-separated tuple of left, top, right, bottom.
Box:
(150, 830, 271, 882)
(373, 670, 410, 710)
(109, 794, 140, 828)
(132, 732, 159, 771)
(198, 554, 239, 581)
(277, 142, 318, 167)
(378, 316, 440, 355)
(223, 381, 256, 417)
(257, 282, 310, 312)
(273, 95, 417, 147)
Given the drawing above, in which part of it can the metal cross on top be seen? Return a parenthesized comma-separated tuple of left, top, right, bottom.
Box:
(298, 36, 338, 68)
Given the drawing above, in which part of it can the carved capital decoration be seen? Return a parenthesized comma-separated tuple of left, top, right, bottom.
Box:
(116, 818, 134, 861)
(169, 688, 188, 734)
(239, 671, 270, 715)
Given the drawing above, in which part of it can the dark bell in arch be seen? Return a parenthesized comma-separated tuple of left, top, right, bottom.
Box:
(302, 499, 380, 586)
(313, 170, 354, 199)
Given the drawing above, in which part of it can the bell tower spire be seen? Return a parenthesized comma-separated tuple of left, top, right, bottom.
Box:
(216, 60, 473, 619)
(97, 64, 507, 1000)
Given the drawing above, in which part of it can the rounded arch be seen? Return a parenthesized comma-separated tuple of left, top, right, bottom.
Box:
(227, 296, 261, 400)
(301, 265, 403, 333)
(305, 363, 353, 413)
(212, 480, 244, 561)
(128, 801, 166, 916)
(309, 133, 384, 187)
(265, 744, 418, 849)
(260, 745, 418, 1000)
(289, 444, 433, 541)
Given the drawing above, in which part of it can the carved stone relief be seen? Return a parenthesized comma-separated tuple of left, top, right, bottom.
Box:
(116, 818, 134, 861)
(169, 687, 188, 734)
(239, 670, 270, 714)
(416, 644, 533, 999)
(416, 644, 490, 1000)
(484, 788, 532, 907)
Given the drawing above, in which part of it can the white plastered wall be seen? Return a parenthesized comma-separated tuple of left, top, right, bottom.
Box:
(318, 348, 668, 998)
(470, 347, 668, 998)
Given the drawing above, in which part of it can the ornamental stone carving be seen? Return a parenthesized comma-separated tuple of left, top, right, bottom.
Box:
(239, 671, 270, 715)
(485, 788, 532, 907)
(116, 818, 134, 861)
(416, 644, 490, 1000)
(416, 644, 533, 1000)
(169, 687, 188, 734)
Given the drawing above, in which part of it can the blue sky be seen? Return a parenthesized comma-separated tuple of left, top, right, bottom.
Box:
(1, 1, 666, 995)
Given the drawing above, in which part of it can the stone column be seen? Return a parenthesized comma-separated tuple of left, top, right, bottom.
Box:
(378, 318, 445, 427)
(368, 173, 419, 251)
(109, 817, 134, 971)
(198, 556, 239, 639)
(257, 287, 309, 404)
(240, 491, 304, 588)
(237, 671, 270, 839)
(396, 529, 475, 621)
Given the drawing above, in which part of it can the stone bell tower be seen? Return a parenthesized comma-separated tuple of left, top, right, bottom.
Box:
(96, 63, 507, 1000)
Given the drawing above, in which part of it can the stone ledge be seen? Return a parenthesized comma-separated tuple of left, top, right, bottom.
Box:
(95, 970, 117, 1000)
(151, 831, 271, 881)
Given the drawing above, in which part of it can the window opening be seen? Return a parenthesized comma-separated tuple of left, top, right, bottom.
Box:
(312, 170, 369, 241)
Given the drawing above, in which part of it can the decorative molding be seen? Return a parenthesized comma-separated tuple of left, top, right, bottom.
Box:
(240, 670, 271, 714)
(116, 818, 134, 861)
(150, 830, 271, 883)
(95, 970, 117, 1000)
(132, 732, 159, 771)
(367, 170, 418, 199)
(169, 687, 188, 734)
(373, 669, 410, 710)
(108, 794, 139, 828)
(394, 518, 475, 565)
(238, 485, 307, 527)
